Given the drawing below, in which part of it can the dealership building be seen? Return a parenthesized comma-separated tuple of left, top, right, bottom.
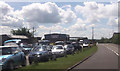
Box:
(44, 33, 69, 43)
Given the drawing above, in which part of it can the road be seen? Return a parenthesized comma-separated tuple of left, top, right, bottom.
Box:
(73, 43, 119, 69)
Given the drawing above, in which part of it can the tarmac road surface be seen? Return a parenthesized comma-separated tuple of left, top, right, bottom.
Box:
(73, 43, 119, 69)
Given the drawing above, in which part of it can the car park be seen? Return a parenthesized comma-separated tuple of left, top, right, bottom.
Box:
(0, 46, 26, 70)
(64, 44, 74, 54)
(28, 45, 56, 64)
(51, 45, 67, 57)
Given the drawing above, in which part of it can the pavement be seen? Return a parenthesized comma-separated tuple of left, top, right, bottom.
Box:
(73, 43, 119, 69)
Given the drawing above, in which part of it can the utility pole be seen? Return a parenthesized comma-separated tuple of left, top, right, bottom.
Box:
(49, 30, 51, 34)
(92, 27, 94, 40)
(32, 27, 36, 37)
(92, 27, 94, 44)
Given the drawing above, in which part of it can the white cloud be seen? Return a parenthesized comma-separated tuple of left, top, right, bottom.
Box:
(0, 26, 11, 35)
(69, 18, 86, 31)
(107, 17, 118, 27)
(0, 1, 23, 28)
(75, 2, 118, 24)
(61, 5, 71, 9)
(20, 2, 76, 29)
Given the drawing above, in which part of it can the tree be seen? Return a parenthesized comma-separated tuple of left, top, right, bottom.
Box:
(11, 27, 33, 38)
(111, 33, 120, 45)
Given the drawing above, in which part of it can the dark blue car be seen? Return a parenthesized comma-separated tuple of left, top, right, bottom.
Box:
(29, 45, 56, 64)
(0, 46, 26, 70)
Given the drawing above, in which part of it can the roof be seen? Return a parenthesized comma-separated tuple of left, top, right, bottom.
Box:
(10, 35, 28, 39)
(0, 34, 28, 39)
(4, 39, 21, 43)
(0, 45, 19, 48)
(45, 33, 69, 36)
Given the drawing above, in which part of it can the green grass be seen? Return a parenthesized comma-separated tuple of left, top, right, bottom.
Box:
(15, 46, 97, 70)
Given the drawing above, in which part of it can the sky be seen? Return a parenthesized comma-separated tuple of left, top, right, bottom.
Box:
(0, 1, 118, 39)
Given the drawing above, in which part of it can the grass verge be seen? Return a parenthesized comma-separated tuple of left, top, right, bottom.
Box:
(15, 46, 97, 71)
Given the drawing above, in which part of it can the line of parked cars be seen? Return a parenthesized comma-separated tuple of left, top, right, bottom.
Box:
(0, 39, 90, 70)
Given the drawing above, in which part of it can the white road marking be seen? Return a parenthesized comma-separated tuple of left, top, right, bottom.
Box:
(106, 47, 119, 56)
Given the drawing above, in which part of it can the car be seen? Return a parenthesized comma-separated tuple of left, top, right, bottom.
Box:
(55, 41, 64, 45)
(83, 42, 89, 48)
(64, 44, 74, 54)
(72, 42, 82, 53)
(20, 45, 32, 55)
(39, 40, 50, 45)
(51, 45, 67, 57)
(28, 45, 56, 64)
(0, 46, 26, 70)
(4, 39, 22, 46)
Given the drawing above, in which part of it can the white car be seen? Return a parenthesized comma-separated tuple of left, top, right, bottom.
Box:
(83, 43, 89, 47)
(51, 45, 67, 57)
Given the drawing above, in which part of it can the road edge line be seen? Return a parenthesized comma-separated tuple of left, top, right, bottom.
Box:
(67, 48, 97, 71)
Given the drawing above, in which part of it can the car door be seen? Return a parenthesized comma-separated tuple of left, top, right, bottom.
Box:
(11, 48, 22, 66)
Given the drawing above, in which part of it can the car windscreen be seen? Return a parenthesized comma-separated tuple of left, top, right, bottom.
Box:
(68, 45, 73, 48)
(0, 47, 17, 55)
(32, 46, 47, 51)
(54, 46, 63, 49)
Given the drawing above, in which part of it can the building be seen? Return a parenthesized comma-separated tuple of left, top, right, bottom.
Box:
(69, 37, 88, 41)
(44, 33, 69, 43)
(0, 34, 28, 46)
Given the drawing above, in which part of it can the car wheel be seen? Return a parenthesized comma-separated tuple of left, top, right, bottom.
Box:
(22, 56, 27, 66)
(7, 61, 14, 70)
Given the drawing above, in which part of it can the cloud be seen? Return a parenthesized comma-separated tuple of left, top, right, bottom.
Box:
(107, 17, 118, 27)
(69, 18, 86, 31)
(20, 2, 76, 28)
(61, 5, 71, 9)
(75, 2, 118, 24)
(21, 2, 62, 23)
(0, 1, 23, 28)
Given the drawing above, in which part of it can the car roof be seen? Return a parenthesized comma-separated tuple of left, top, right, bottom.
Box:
(0, 45, 18, 48)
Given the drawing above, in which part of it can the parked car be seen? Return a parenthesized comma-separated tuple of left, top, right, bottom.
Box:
(72, 42, 82, 52)
(83, 42, 89, 48)
(0, 46, 26, 70)
(4, 39, 22, 46)
(64, 44, 74, 54)
(51, 45, 67, 57)
(28, 45, 56, 64)
(20, 45, 32, 55)
(39, 40, 50, 45)
(55, 41, 64, 45)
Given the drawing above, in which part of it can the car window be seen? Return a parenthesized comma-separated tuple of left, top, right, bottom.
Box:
(68, 45, 73, 48)
(32, 46, 47, 51)
(1, 47, 18, 55)
(54, 46, 63, 49)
